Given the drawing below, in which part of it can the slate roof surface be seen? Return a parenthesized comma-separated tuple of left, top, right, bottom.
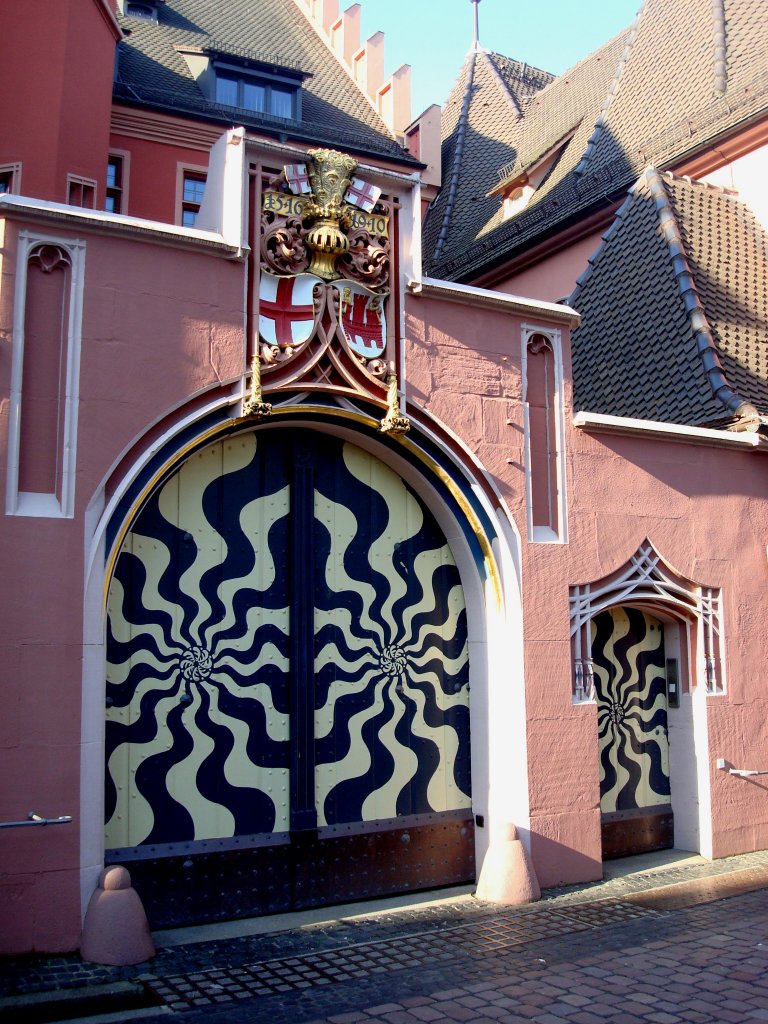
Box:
(423, 48, 554, 265)
(426, 0, 768, 281)
(570, 170, 768, 426)
(113, 0, 416, 163)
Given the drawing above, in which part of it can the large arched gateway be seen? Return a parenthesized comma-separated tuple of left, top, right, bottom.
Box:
(104, 428, 475, 926)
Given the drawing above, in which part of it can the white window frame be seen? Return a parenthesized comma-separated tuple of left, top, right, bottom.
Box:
(106, 149, 131, 215)
(521, 322, 568, 544)
(176, 162, 208, 228)
(67, 174, 97, 209)
(0, 162, 22, 195)
(6, 231, 86, 518)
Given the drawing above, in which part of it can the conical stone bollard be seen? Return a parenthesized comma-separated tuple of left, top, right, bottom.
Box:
(80, 865, 155, 965)
(475, 823, 541, 904)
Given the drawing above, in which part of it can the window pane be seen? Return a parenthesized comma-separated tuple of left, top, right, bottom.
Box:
(215, 74, 238, 106)
(241, 80, 266, 112)
(183, 176, 206, 203)
(105, 195, 117, 213)
(0, 173, 11, 194)
(182, 208, 198, 228)
(270, 86, 293, 119)
(106, 161, 118, 188)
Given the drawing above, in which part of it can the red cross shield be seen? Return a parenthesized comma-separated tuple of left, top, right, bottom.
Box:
(338, 282, 386, 359)
(259, 273, 321, 347)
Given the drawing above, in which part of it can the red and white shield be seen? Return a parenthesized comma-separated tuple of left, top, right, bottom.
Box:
(339, 282, 386, 359)
(259, 273, 321, 347)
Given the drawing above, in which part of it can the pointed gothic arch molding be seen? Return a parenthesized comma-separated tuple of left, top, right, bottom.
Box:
(569, 539, 724, 703)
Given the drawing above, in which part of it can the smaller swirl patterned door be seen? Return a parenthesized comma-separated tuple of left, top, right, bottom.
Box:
(105, 431, 473, 926)
(591, 607, 672, 859)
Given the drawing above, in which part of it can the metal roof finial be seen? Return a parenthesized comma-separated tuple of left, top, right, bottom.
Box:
(470, 0, 481, 50)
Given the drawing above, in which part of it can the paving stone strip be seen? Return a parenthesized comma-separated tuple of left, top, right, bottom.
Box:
(622, 864, 768, 911)
(142, 900, 664, 1011)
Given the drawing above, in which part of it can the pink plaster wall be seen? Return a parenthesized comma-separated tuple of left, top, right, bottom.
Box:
(406, 290, 768, 887)
(493, 229, 606, 303)
(0, 216, 245, 952)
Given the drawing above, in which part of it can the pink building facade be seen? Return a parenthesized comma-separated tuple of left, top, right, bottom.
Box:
(1, 0, 767, 955)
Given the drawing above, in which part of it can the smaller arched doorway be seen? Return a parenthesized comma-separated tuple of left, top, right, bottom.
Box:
(570, 541, 724, 861)
(591, 606, 672, 858)
(104, 426, 476, 926)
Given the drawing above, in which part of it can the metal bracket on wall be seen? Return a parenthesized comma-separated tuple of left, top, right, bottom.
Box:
(0, 811, 73, 829)
(716, 758, 768, 777)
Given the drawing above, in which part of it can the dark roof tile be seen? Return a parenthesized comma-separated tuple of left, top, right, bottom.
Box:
(571, 169, 768, 426)
(427, 0, 768, 280)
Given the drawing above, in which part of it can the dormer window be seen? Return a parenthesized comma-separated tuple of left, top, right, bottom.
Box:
(214, 71, 297, 119)
(503, 183, 535, 219)
(121, 0, 165, 22)
(492, 127, 578, 222)
(175, 45, 306, 123)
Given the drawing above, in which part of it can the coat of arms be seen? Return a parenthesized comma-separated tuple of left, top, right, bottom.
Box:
(252, 148, 408, 434)
(339, 282, 386, 359)
(258, 273, 321, 348)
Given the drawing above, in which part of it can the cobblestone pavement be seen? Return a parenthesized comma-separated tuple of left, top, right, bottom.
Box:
(3, 851, 768, 1023)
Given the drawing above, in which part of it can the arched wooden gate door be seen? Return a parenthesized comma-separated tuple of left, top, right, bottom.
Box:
(591, 607, 672, 858)
(105, 430, 473, 926)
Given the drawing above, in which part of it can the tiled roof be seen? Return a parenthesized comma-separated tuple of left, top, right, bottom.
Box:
(113, 0, 416, 163)
(423, 48, 553, 265)
(426, 0, 768, 280)
(570, 169, 768, 427)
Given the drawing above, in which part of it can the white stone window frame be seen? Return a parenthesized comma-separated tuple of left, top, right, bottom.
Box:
(175, 162, 208, 228)
(67, 174, 98, 210)
(0, 161, 22, 195)
(569, 540, 725, 703)
(521, 322, 568, 544)
(6, 230, 86, 519)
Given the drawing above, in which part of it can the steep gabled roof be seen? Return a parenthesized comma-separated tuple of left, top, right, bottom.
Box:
(570, 169, 768, 427)
(423, 48, 553, 265)
(113, 0, 417, 163)
(426, 0, 768, 280)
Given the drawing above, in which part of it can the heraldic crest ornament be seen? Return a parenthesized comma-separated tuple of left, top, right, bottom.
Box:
(251, 147, 409, 435)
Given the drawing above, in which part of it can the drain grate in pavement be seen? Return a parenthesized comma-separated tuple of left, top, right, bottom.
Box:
(145, 899, 663, 1011)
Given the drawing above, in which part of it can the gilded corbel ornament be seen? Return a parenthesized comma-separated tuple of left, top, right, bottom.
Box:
(379, 372, 410, 435)
(303, 149, 358, 280)
(242, 352, 272, 419)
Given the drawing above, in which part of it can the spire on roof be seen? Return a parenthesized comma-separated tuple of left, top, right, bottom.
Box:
(470, 0, 481, 51)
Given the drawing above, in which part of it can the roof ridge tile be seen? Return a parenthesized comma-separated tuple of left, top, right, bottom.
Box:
(646, 167, 758, 424)
(574, 7, 644, 176)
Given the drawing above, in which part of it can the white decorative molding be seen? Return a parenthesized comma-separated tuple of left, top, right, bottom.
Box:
(6, 230, 86, 518)
(573, 410, 765, 450)
(569, 540, 725, 703)
(521, 323, 568, 544)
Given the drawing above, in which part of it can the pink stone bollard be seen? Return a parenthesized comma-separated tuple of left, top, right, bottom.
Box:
(80, 865, 155, 965)
(475, 823, 541, 905)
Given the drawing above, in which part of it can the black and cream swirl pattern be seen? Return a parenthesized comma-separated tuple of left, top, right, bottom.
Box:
(591, 606, 670, 813)
(105, 432, 470, 849)
(312, 440, 470, 827)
